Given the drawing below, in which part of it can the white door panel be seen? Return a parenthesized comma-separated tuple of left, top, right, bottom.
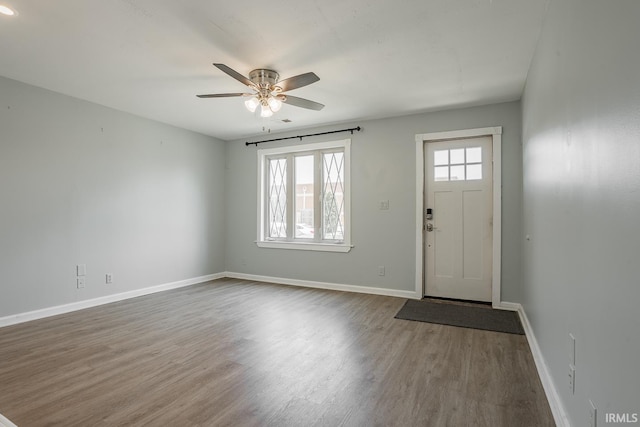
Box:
(462, 189, 484, 280)
(425, 136, 493, 302)
(433, 191, 454, 278)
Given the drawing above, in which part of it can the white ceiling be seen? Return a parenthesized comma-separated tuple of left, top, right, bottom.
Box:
(0, 0, 548, 141)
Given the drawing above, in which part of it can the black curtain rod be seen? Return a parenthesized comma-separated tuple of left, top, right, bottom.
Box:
(245, 126, 361, 146)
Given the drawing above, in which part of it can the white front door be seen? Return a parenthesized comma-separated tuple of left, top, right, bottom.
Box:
(424, 136, 493, 302)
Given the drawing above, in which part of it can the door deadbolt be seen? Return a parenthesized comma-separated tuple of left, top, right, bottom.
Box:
(426, 223, 434, 232)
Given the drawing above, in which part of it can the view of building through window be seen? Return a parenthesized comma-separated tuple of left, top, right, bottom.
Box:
(288, 151, 345, 241)
(266, 149, 345, 242)
(295, 155, 314, 238)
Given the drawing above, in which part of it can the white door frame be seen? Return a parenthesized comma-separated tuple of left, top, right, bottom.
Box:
(415, 127, 502, 307)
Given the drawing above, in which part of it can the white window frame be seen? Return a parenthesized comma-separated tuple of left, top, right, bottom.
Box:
(256, 139, 352, 253)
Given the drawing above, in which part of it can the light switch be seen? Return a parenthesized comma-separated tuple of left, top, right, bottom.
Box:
(76, 264, 86, 276)
(569, 333, 576, 365)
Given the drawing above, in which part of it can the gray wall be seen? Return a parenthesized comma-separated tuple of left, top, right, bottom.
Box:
(0, 76, 226, 318)
(521, 0, 640, 424)
(225, 102, 524, 301)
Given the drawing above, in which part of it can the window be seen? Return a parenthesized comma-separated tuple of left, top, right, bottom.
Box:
(257, 139, 351, 252)
(433, 146, 483, 181)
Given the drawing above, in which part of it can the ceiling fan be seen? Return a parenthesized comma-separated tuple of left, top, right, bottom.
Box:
(197, 63, 325, 117)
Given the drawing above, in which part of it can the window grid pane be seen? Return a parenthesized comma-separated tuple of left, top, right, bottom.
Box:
(268, 158, 287, 238)
(466, 147, 482, 163)
(434, 150, 449, 166)
(450, 165, 465, 181)
(466, 164, 482, 180)
(323, 152, 345, 241)
(434, 166, 449, 181)
(450, 148, 465, 164)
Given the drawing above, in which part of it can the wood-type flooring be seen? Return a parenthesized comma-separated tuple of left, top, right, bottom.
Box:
(0, 279, 554, 426)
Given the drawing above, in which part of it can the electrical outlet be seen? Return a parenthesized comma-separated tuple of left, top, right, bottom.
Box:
(105, 274, 113, 284)
(77, 277, 85, 289)
(378, 266, 385, 276)
(569, 364, 576, 394)
(589, 399, 597, 427)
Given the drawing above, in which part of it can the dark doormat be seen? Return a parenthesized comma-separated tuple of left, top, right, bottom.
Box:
(394, 299, 524, 335)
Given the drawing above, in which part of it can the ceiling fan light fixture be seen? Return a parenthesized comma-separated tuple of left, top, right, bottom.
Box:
(244, 97, 259, 113)
(260, 104, 274, 118)
(267, 96, 282, 112)
(0, 5, 16, 15)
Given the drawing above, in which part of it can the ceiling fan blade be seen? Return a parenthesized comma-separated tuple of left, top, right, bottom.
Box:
(213, 63, 253, 87)
(276, 72, 320, 92)
(282, 95, 325, 111)
(197, 93, 249, 98)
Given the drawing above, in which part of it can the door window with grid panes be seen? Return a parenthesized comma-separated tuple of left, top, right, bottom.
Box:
(433, 147, 483, 181)
(257, 140, 351, 252)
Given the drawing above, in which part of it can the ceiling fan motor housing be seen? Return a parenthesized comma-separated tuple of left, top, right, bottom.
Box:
(249, 69, 280, 89)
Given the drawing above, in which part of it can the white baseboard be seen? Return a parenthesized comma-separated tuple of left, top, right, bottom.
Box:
(0, 413, 17, 427)
(0, 271, 416, 329)
(493, 301, 521, 311)
(502, 301, 570, 427)
(0, 273, 225, 328)
(223, 271, 421, 300)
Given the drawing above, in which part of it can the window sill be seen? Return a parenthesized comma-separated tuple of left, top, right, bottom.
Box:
(256, 241, 353, 253)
